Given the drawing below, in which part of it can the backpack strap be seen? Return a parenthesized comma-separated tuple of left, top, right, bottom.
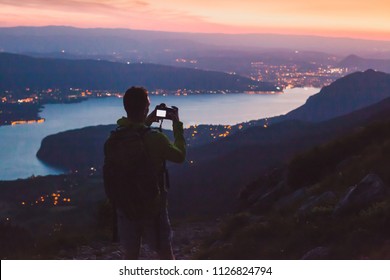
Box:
(136, 126, 170, 192)
(113, 124, 150, 135)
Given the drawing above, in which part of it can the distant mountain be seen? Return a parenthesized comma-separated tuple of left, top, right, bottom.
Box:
(0, 26, 216, 58)
(283, 69, 390, 122)
(339, 54, 390, 73)
(0, 52, 275, 91)
(1, 26, 390, 58)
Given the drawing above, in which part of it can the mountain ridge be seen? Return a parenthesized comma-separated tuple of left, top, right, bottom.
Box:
(339, 54, 390, 72)
(2, 26, 390, 57)
(0, 52, 276, 92)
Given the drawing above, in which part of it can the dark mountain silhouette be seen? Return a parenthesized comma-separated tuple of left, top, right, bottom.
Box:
(339, 54, 390, 73)
(0, 52, 275, 91)
(282, 69, 390, 122)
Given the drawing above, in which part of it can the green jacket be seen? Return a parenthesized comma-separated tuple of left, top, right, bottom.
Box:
(116, 117, 186, 174)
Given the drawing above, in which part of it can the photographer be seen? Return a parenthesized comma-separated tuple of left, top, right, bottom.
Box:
(104, 86, 186, 259)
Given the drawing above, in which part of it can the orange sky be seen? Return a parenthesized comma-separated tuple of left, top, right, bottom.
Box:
(1, 0, 389, 41)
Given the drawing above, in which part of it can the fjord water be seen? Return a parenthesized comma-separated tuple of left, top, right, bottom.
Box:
(0, 88, 319, 180)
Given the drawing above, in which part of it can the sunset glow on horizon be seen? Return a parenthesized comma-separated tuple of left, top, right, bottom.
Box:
(1, 0, 390, 41)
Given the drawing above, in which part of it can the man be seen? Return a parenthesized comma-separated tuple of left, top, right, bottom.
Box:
(105, 86, 186, 259)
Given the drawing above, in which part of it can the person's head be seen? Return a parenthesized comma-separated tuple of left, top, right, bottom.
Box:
(123, 86, 150, 122)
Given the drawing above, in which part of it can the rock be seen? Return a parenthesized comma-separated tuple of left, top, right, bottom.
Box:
(301, 246, 331, 259)
(297, 191, 336, 219)
(251, 182, 286, 213)
(275, 188, 307, 212)
(336, 155, 361, 172)
(243, 183, 271, 205)
(334, 174, 389, 216)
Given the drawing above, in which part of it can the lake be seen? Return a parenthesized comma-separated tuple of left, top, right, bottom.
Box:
(0, 88, 319, 181)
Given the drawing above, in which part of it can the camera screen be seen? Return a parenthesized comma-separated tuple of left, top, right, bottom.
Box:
(156, 109, 166, 118)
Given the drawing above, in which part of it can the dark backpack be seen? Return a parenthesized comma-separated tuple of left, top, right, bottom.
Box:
(103, 126, 161, 220)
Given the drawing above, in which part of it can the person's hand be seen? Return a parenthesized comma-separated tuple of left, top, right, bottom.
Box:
(145, 109, 158, 126)
(168, 106, 180, 123)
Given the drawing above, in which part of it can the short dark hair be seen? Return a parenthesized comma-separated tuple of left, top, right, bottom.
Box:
(123, 87, 149, 119)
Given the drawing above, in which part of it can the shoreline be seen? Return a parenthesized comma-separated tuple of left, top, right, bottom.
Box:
(0, 90, 287, 127)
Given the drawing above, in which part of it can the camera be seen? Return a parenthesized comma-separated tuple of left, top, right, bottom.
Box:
(155, 103, 178, 120)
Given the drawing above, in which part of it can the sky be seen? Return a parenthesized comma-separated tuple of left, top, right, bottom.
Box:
(0, 0, 390, 41)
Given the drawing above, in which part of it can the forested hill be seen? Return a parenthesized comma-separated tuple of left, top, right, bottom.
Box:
(0, 52, 276, 91)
